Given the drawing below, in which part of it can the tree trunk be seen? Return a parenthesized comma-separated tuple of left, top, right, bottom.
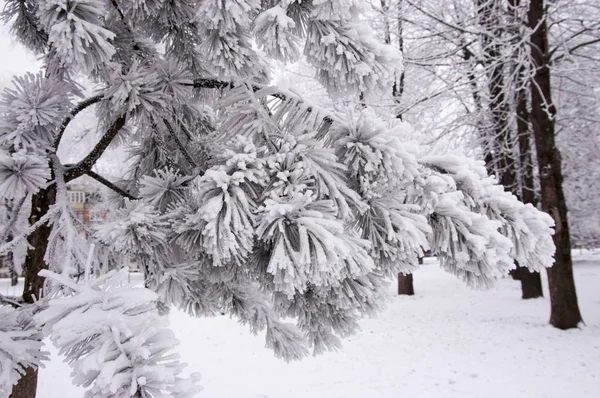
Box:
(477, 0, 517, 189)
(519, 266, 544, 299)
(4, 201, 20, 287)
(527, 0, 582, 328)
(22, 186, 55, 304)
(9, 367, 38, 398)
(12, 186, 56, 398)
(397, 272, 414, 295)
(381, 0, 417, 296)
(514, 59, 543, 299)
(8, 251, 19, 286)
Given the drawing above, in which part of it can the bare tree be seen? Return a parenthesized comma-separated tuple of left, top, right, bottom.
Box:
(527, 0, 583, 328)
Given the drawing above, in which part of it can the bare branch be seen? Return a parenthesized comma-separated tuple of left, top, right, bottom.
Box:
(64, 114, 128, 182)
(53, 94, 104, 150)
(162, 118, 198, 169)
(551, 38, 600, 64)
(86, 170, 137, 200)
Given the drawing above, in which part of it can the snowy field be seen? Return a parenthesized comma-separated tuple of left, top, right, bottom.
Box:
(3, 252, 599, 398)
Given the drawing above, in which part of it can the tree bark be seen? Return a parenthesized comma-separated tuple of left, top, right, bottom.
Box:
(513, 60, 543, 299)
(381, 0, 417, 295)
(527, 0, 582, 328)
(477, 0, 517, 189)
(11, 186, 56, 398)
(8, 251, 18, 286)
(397, 272, 415, 295)
(519, 266, 544, 299)
(22, 186, 56, 304)
(9, 367, 38, 398)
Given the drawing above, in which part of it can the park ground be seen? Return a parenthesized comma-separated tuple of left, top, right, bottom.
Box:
(2, 251, 599, 398)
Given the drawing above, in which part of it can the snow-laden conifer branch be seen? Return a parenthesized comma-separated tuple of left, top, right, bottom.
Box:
(0, 305, 49, 397)
(190, 78, 335, 126)
(0, 195, 27, 244)
(0, 204, 59, 256)
(161, 118, 198, 169)
(35, 268, 201, 397)
(0, 0, 48, 53)
(0, 0, 562, 393)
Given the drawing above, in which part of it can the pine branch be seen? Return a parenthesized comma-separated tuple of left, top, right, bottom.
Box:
(64, 114, 128, 182)
(0, 205, 60, 255)
(162, 118, 198, 169)
(54, 94, 104, 150)
(0, 293, 24, 308)
(189, 78, 335, 126)
(0, 195, 27, 244)
(86, 170, 137, 200)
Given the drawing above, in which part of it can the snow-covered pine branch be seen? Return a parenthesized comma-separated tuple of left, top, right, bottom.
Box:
(35, 268, 201, 398)
(0, 305, 48, 398)
(0, 0, 559, 395)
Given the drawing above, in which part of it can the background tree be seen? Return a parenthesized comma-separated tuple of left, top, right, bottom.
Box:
(373, 0, 599, 307)
(527, 0, 586, 328)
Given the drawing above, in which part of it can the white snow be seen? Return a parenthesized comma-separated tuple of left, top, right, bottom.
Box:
(3, 252, 599, 398)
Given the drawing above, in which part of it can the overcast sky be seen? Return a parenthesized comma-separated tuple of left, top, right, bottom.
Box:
(0, 21, 42, 87)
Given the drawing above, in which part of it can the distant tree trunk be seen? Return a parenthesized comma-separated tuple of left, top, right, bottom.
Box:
(11, 185, 56, 398)
(519, 267, 544, 298)
(477, 0, 517, 192)
(397, 273, 414, 295)
(8, 251, 18, 286)
(386, 0, 416, 296)
(527, 0, 582, 328)
(513, 58, 543, 299)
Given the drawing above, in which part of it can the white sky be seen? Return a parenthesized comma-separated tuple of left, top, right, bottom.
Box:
(0, 22, 42, 86)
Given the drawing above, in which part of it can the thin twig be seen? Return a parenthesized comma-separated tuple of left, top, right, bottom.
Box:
(162, 119, 199, 168)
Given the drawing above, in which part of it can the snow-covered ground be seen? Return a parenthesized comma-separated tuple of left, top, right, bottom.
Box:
(3, 252, 599, 398)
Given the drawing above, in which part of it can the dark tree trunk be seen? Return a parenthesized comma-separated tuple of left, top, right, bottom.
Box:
(519, 266, 544, 299)
(8, 251, 19, 286)
(381, 0, 417, 296)
(477, 0, 517, 189)
(12, 186, 56, 398)
(527, 0, 582, 328)
(10, 267, 18, 286)
(477, 0, 543, 299)
(22, 186, 56, 304)
(513, 59, 543, 299)
(397, 273, 414, 295)
(9, 367, 38, 398)
(4, 201, 20, 287)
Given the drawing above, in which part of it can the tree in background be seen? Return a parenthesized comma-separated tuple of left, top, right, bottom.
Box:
(373, 0, 598, 308)
(527, 0, 586, 328)
(0, 0, 556, 396)
(549, 0, 600, 250)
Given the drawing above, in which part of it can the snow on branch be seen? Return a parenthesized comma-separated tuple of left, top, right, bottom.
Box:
(0, 305, 48, 397)
(35, 268, 201, 398)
